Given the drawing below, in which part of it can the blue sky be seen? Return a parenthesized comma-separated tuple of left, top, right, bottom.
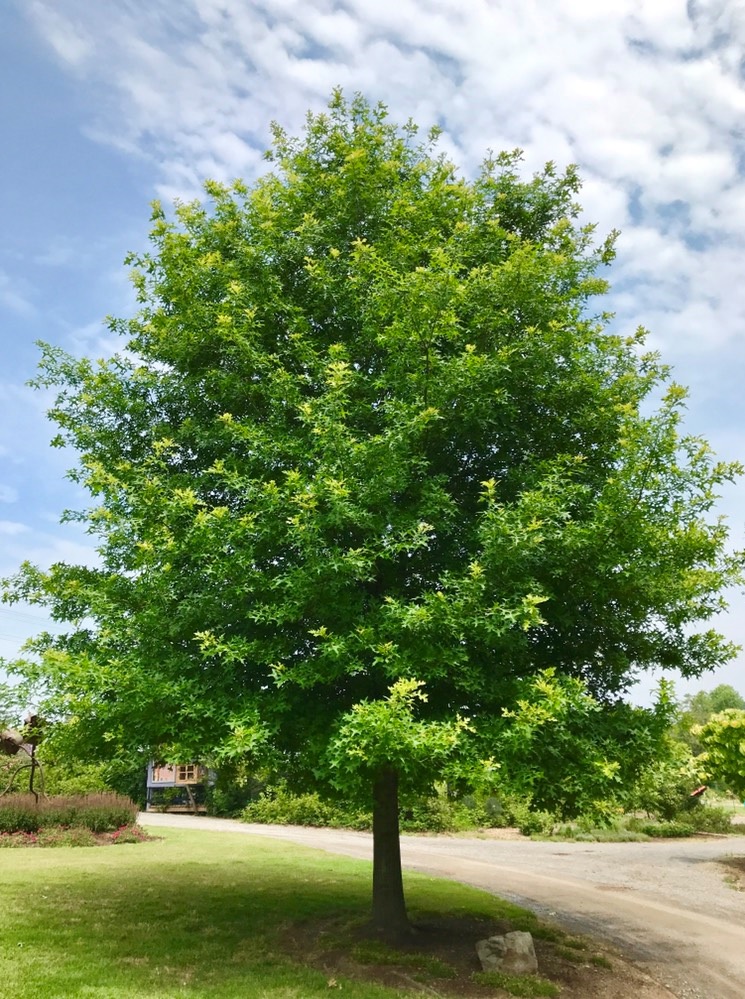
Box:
(1, 0, 744, 703)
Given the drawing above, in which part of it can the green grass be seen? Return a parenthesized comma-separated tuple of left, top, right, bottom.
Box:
(0, 826, 559, 998)
(472, 970, 560, 997)
(590, 954, 613, 969)
(349, 939, 457, 977)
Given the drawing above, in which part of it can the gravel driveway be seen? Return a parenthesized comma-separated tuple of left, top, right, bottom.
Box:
(140, 813, 745, 999)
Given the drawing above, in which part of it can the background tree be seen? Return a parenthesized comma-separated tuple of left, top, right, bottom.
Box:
(2, 92, 742, 935)
(696, 709, 745, 798)
(671, 684, 745, 755)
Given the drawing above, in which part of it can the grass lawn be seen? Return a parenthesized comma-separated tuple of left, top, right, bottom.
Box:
(1, 827, 632, 998)
(0, 827, 527, 998)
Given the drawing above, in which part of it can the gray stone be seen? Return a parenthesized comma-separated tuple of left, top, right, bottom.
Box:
(476, 930, 538, 975)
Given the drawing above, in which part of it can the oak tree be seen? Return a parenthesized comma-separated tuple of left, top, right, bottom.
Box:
(4, 92, 742, 934)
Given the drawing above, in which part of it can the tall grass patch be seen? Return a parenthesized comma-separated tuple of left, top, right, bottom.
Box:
(0, 793, 138, 833)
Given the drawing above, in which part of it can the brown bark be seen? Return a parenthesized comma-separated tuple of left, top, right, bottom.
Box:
(371, 765, 412, 938)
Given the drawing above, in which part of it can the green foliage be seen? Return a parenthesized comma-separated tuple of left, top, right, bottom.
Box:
(625, 806, 733, 837)
(0, 793, 138, 833)
(0, 828, 93, 848)
(534, 800, 734, 840)
(551, 826, 649, 843)
(622, 736, 702, 820)
(0, 822, 151, 848)
(684, 804, 733, 833)
(482, 670, 676, 821)
(242, 783, 371, 829)
(42, 760, 112, 796)
(632, 820, 695, 838)
(326, 678, 471, 802)
(110, 823, 151, 844)
(205, 772, 263, 817)
(239, 780, 566, 835)
(706, 686, 745, 712)
(696, 708, 745, 797)
(672, 684, 745, 754)
(508, 803, 558, 837)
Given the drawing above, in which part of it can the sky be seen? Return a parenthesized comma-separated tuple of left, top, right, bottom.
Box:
(1, 0, 744, 705)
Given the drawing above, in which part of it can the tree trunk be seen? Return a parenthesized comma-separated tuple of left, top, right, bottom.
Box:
(371, 765, 412, 938)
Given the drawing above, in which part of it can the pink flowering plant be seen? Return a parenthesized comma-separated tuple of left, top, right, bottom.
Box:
(0, 794, 149, 846)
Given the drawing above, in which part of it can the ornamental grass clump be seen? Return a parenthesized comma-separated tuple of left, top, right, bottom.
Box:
(0, 793, 138, 833)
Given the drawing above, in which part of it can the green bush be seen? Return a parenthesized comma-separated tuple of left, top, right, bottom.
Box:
(684, 804, 733, 834)
(632, 820, 695, 838)
(206, 781, 257, 818)
(457, 792, 529, 829)
(622, 739, 701, 820)
(42, 761, 112, 797)
(624, 802, 732, 837)
(240, 782, 565, 836)
(0, 822, 150, 848)
(240, 783, 565, 835)
(241, 785, 365, 828)
(400, 793, 468, 832)
(502, 799, 557, 837)
(0, 794, 138, 834)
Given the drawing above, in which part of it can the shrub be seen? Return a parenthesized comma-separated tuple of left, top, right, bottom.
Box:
(632, 820, 695, 838)
(242, 785, 347, 827)
(0, 794, 138, 834)
(206, 780, 260, 818)
(503, 799, 557, 837)
(685, 805, 733, 834)
(0, 822, 150, 848)
(622, 739, 702, 820)
(240, 782, 567, 836)
(400, 793, 466, 832)
(457, 792, 528, 829)
(42, 762, 113, 797)
(0, 830, 40, 848)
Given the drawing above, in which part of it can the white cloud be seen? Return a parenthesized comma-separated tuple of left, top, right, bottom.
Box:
(0, 270, 35, 317)
(0, 521, 29, 536)
(15, 0, 745, 407)
(28, 0, 92, 67)
(17, 0, 745, 691)
(0, 485, 19, 504)
(0, 525, 99, 578)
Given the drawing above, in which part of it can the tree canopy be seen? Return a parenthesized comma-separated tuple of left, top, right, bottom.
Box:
(670, 683, 745, 754)
(697, 709, 745, 798)
(3, 92, 742, 932)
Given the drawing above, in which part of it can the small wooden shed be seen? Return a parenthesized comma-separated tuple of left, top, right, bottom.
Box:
(146, 762, 209, 813)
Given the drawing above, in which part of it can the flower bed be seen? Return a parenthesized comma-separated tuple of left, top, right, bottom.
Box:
(0, 793, 138, 833)
(0, 823, 153, 848)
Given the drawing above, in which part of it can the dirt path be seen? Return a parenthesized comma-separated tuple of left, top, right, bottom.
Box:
(140, 813, 745, 998)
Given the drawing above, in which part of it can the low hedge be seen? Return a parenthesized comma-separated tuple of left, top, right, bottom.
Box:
(241, 786, 370, 830)
(0, 793, 138, 834)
